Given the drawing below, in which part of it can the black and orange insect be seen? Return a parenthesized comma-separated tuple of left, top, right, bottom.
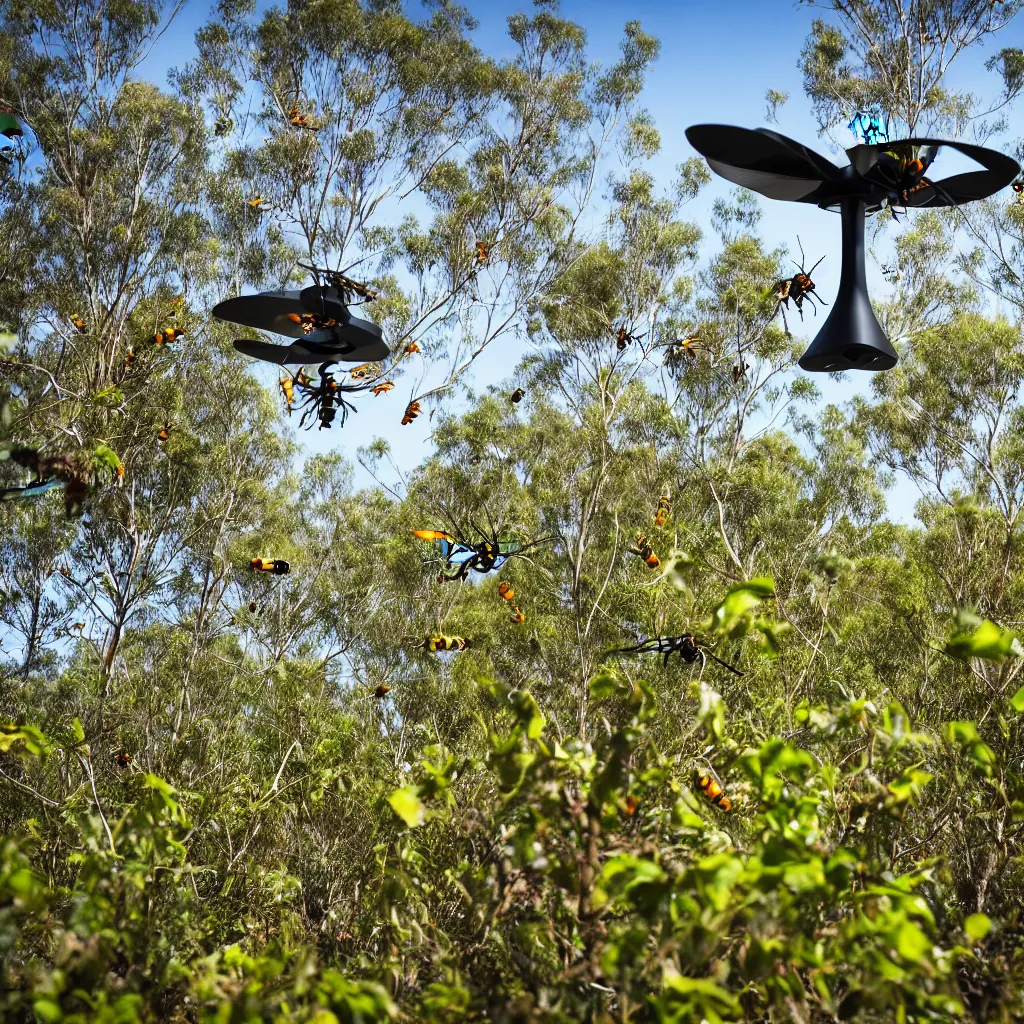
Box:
(1012, 181, 1024, 205)
(374, 684, 391, 698)
(158, 423, 169, 442)
(114, 751, 132, 769)
(70, 314, 86, 333)
(697, 767, 733, 812)
(606, 632, 744, 675)
(414, 525, 551, 583)
(497, 581, 515, 602)
(248, 600, 258, 613)
(510, 605, 525, 624)
(865, 143, 956, 222)
(663, 336, 704, 366)
(510, 388, 525, 404)
(732, 361, 749, 384)
(407, 634, 472, 653)
(124, 347, 136, 371)
(247, 193, 266, 209)
(286, 311, 338, 334)
(653, 494, 671, 528)
(632, 532, 660, 569)
(475, 240, 489, 265)
(153, 326, 183, 346)
(349, 363, 378, 380)
(624, 794, 640, 816)
(371, 380, 394, 396)
(296, 264, 379, 304)
(284, 364, 370, 430)
(288, 105, 319, 131)
(402, 401, 422, 425)
(770, 239, 827, 334)
(614, 325, 647, 351)
(405, 342, 421, 355)
(251, 557, 290, 575)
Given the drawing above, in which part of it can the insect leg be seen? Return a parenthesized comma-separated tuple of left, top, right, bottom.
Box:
(703, 648, 745, 677)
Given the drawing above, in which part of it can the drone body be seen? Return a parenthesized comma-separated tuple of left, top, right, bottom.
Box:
(685, 124, 1020, 372)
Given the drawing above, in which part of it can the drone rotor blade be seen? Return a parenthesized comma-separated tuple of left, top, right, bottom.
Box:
(685, 124, 836, 203)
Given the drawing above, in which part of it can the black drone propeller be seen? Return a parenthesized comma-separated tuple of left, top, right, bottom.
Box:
(212, 284, 390, 365)
(685, 124, 1020, 372)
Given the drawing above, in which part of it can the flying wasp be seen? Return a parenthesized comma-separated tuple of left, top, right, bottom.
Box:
(632, 532, 660, 569)
(510, 388, 525, 404)
(286, 311, 337, 334)
(697, 766, 733, 813)
(158, 423, 169, 443)
(288, 105, 319, 131)
(297, 264, 379, 304)
(864, 143, 956, 222)
(405, 342, 421, 355)
(606, 632, 743, 675)
(407, 634, 472, 653)
(653, 494, 671, 528)
(663, 337, 705, 366)
(1012, 181, 1024, 206)
(414, 525, 552, 583)
(402, 401, 422, 425)
(497, 581, 515, 602)
(349, 363, 379, 380)
(371, 380, 394, 396)
(510, 606, 526, 624)
(152, 326, 183, 346)
(769, 238, 827, 335)
(280, 376, 295, 410)
(251, 557, 290, 575)
(247, 193, 266, 210)
(614, 325, 647, 351)
(373, 684, 391, 698)
(475, 240, 489, 265)
(70, 315, 87, 333)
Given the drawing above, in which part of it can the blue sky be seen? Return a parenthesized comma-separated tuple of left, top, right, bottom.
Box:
(149, 0, 1021, 523)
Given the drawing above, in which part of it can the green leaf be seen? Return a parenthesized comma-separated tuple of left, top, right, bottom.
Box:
(893, 919, 931, 963)
(509, 689, 545, 740)
(32, 999, 62, 1023)
(1010, 684, 1024, 714)
(709, 577, 775, 634)
(946, 618, 1023, 662)
(388, 787, 425, 827)
(589, 671, 624, 700)
(964, 913, 992, 942)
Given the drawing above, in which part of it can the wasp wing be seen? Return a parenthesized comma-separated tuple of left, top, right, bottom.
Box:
(0, 479, 63, 501)
(411, 529, 455, 542)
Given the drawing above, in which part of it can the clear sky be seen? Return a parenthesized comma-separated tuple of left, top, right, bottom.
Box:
(147, 0, 1022, 523)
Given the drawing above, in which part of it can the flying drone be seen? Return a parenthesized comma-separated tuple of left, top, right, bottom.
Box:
(684, 123, 1020, 372)
(212, 262, 390, 367)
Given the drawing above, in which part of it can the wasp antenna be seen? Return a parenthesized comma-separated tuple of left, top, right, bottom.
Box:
(808, 255, 825, 276)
